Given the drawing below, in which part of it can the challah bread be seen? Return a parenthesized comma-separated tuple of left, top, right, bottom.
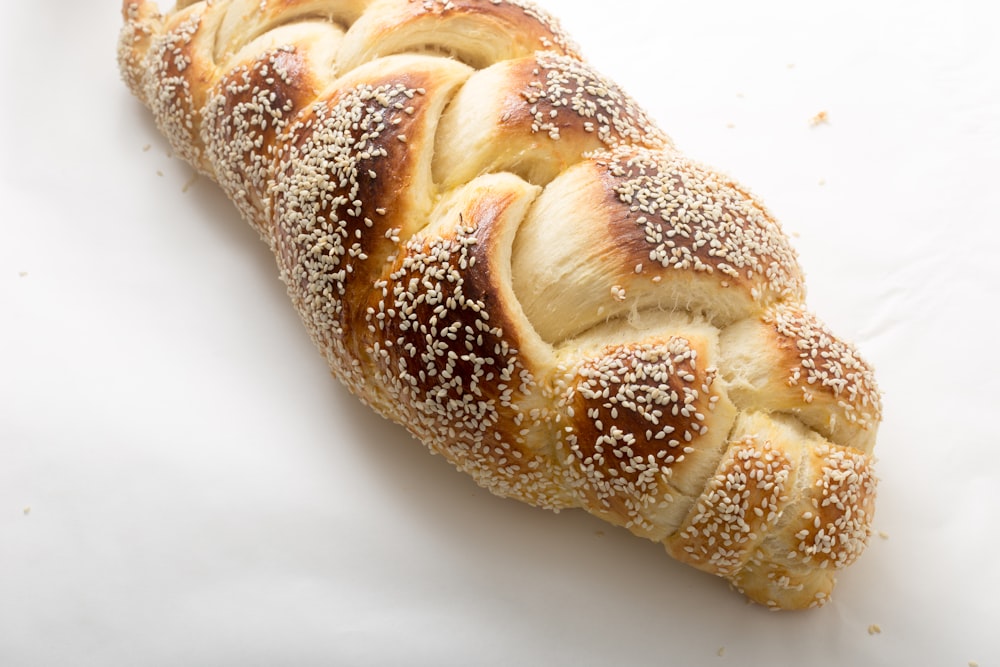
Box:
(119, 0, 882, 609)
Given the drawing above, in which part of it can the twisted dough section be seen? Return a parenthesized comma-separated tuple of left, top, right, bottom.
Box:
(119, 0, 882, 609)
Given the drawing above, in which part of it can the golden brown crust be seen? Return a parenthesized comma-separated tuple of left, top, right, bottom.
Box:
(270, 55, 472, 400)
(363, 174, 578, 506)
(597, 148, 805, 307)
(666, 432, 797, 577)
(433, 52, 669, 187)
(119, 0, 882, 610)
(338, 0, 579, 71)
(719, 305, 882, 454)
(204, 43, 333, 231)
(553, 331, 738, 540)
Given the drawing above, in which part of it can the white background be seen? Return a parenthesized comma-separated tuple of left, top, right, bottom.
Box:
(2, 1, 998, 665)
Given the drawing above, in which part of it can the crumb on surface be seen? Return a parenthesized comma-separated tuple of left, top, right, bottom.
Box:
(717, 646, 726, 657)
(182, 172, 199, 193)
(868, 624, 882, 636)
(23, 507, 31, 516)
(879, 531, 890, 540)
(810, 110, 829, 126)
(142, 144, 152, 152)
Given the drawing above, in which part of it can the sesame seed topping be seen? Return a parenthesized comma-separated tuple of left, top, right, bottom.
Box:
(139, 13, 206, 168)
(603, 146, 804, 303)
(358, 178, 575, 509)
(791, 443, 878, 568)
(119, 0, 882, 610)
(522, 52, 668, 148)
(483, 0, 580, 54)
(555, 336, 729, 537)
(767, 305, 883, 428)
(668, 435, 793, 576)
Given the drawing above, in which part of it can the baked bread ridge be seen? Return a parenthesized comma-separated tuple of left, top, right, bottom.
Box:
(118, 0, 883, 610)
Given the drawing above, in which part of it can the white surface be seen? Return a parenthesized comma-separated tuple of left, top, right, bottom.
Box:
(1, 1, 997, 665)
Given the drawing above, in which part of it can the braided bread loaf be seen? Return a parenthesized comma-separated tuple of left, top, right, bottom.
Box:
(118, 0, 882, 609)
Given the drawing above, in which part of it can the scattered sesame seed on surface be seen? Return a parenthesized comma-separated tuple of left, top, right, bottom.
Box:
(868, 624, 882, 636)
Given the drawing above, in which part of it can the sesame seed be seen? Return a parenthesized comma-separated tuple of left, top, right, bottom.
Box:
(767, 305, 883, 428)
(119, 0, 881, 611)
